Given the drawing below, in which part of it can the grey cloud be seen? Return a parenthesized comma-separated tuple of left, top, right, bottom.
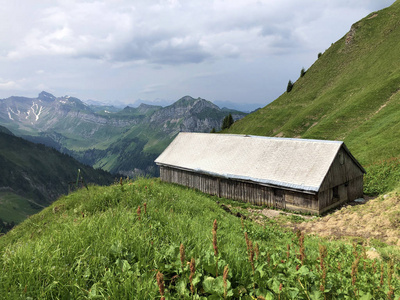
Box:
(0, 0, 396, 104)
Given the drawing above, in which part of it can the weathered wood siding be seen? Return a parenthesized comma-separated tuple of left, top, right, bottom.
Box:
(319, 148, 364, 191)
(160, 166, 320, 213)
(318, 148, 364, 213)
(284, 190, 319, 214)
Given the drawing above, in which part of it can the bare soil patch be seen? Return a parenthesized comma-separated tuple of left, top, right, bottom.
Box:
(240, 192, 400, 247)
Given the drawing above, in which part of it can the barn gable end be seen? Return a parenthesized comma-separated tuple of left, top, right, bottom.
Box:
(155, 133, 365, 214)
(318, 146, 365, 213)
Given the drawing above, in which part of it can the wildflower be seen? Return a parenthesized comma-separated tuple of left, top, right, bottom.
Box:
(223, 264, 229, 299)
(189, 258, 196, 295)
(156, 271, 165, 300)
(254, 242, 260, 260)
(212, 219, 218, 277)
(351, 257, 360, 286)
(212, 219, 218, 257)
(249, 240, 255, 271)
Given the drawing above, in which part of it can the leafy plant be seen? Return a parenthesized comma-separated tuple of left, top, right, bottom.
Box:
(1, 178, 399, 299)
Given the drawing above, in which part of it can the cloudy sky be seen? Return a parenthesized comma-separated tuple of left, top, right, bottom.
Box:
(0, 0, 395, 110)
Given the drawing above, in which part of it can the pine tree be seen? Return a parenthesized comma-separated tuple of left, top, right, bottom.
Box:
(286, 80, 294, 93)
(300, 67, 306, 77)
(221, 113, 234, 130)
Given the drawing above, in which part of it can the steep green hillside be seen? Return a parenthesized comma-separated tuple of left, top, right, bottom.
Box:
(0, 126, 114, 230)
(1, 178, 399, 299)
(227, 1, 400, 194)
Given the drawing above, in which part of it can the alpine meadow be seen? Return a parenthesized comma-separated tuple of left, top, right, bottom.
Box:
(2, 1, 400, 299)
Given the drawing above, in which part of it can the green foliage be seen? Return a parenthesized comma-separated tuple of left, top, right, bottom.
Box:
(210, 127, 216, 133)
(221, 113, 234, 130)
(1, 178, 399, 298)
(300, 67, 306, 78)
(364, 158, 400, 195)
(0, 192, 42, 226)
(286, 80, 294, 93)
(0, 131, 114, 229)
(318, 52, 322, 58)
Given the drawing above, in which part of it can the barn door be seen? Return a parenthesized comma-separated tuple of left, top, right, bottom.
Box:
(274, 189, 286, 209)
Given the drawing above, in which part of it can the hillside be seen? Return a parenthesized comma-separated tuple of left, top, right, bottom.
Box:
(1, 178, 399, 298)
(0, 93, 246, 176)
(0, 126, 113, 232)
(226, 1, 400, 194)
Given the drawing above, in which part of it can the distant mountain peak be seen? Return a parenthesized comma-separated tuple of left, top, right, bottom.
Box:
(172, 95, 218, 109)
(38, 91, 56, 101)
(138, 103, 160, 108)
(179, 95, 196, 101)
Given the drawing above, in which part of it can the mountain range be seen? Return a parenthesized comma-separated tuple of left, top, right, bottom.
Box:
(0, 93, 247, 176)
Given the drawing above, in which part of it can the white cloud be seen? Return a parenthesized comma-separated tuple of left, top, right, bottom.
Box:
(4, 0, 351, 64)
(0, 79, 20, 90)
(0, 0, 396, 106)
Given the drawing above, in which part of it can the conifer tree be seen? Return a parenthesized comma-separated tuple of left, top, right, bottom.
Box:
(286, 80, 294, 93)
(221, 113, 234, 130)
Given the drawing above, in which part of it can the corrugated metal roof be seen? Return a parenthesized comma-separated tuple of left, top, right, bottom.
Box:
(155, 133, 358, 193)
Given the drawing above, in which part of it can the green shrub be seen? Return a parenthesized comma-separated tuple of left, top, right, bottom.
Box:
(300, 67, 306, 77)
(286, 80, 294, 93)
(364, 158, 400, 195)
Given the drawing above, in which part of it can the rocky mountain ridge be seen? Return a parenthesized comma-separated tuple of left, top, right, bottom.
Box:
(0, 92, 247, 175)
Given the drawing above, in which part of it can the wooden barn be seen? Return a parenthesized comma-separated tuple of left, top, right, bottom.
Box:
(155, 133, 366, 214)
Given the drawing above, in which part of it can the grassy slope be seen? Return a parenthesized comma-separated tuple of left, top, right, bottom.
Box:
(1, 178, 399, 299)
(0, 130, 114, 227)
(0, 192, 43, 224)
(226, 2, 400, 193)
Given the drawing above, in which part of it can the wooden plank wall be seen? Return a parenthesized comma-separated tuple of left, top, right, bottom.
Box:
(320, 148, 364, 191)
(160, 166, 321, 212)
(318, 175, 363, 212)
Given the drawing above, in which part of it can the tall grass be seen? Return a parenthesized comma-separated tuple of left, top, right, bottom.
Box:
(1, 178, 399, 298)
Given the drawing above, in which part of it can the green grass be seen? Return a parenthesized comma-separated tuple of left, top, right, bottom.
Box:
(0, 131, 114, 229)
(0, 192, 42, 224)
(1, 178, 399, 299)
(226, 1, 400, 193)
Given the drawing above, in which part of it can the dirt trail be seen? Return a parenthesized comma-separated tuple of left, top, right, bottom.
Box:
(244, 192, 400, 247)
(296, 193, 400, 246)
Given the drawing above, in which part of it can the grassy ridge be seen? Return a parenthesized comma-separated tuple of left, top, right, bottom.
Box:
(226, 1, 400, 194)
(1, 178, 399, 299)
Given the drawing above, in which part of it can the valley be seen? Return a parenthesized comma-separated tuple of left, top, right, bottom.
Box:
(0, 126, 114, 232)
(0, 92, 247, 176)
